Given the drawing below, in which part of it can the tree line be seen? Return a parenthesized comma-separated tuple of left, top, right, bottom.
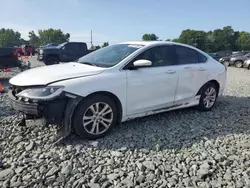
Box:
(142, 26, 250, 52)
(0, 26, 249, 52)
(0, 28, 108, 49)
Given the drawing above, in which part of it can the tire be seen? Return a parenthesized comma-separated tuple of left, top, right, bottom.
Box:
(73, 94, 118, 140)
(223, 61, 230, 67)
(45, 56, 58, 65)
(196, 82, 218, 111)
(234, 60, 243, 68)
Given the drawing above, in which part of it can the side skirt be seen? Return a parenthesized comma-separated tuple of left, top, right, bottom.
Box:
(123, 95, 200, 122)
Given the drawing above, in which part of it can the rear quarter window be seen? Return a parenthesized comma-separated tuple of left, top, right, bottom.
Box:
(197, 52, 208, 63)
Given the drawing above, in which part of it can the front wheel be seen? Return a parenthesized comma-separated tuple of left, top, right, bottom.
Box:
(196, 82, 218, 111)
(223, 61, 230, 67)
(45, 56, 58, 65)
(73, 94, 118, 140)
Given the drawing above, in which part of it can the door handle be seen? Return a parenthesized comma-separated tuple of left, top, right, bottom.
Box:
(165, 70, 176, 74)
(184, 66, 191, 69)
(198, 68, 206, 71)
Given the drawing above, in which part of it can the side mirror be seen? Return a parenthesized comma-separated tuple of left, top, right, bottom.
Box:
(133, 59, 152, 67)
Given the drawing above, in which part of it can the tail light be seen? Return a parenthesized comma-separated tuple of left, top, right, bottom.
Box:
(13, 51, 17, 56)
(3, 68, 11, 72)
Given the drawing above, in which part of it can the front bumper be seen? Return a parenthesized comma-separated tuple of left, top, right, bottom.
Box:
(243, 61, 250, 68)
(8, 89, 68, 125)
(37, 55, 44, 61)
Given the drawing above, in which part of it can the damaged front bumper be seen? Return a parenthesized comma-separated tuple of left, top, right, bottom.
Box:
(8, 87, 82, 139)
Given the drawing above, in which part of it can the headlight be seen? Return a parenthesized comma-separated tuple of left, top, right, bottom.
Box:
(39, 49, 43, 54)
(219, 58, 223, 61)
(16, 86, 64, 101)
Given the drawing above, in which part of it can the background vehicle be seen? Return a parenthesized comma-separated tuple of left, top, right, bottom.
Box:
(0, 47, 21, 69)
(8, 41, 227, 140)
(207, 53, 220, 61)
(243, 59, 250, 69)
(37, 42, 91, 65)
(229, 52, 250, 68)
(43, 43, 59, 48)
(219, 51, 250, 66)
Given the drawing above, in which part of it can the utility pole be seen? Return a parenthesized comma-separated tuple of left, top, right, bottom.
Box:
(90, 30, 94, 49)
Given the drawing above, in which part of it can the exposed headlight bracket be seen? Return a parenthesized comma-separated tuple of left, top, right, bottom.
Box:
(16, 86, 64, 101)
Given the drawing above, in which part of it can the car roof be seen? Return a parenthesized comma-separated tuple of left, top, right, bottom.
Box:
(119, 41, 197, 48)
(118, 41, 207, 55)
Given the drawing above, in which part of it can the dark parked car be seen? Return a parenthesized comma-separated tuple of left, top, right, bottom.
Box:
(0, 47, 21, 69)
(43, 43, 59, 48)
(207, 53, 220, 61)
(229, 53, 250, 68)
(219, 51, 250, 67)
(37, 42, 91, 65)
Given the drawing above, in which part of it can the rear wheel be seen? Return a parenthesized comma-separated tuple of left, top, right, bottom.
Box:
(196, 82, 218, 111)
(73, 94, 118, 140)
(234, 60, 243, 68)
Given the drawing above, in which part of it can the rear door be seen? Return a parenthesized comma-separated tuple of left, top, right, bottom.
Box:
(173, 45, 209, 105)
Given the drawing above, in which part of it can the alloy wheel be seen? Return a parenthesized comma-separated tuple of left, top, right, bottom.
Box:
(234, 61, 243, 68)
(203, 87, 217, 109)
(82, 102, 113, 135)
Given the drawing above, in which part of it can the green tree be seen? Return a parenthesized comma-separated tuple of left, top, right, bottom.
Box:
(212, 26, 235, 51)
(102, 42, 109, 47)
(94, 45, 101, 49)
(142, 33, 159, 41)
(0, 28, 22, 47)
(178, 29, 207, 51)
(37, 28, 70, 45)
(28, 30, 40, 47)
(171, 38, 181, 43)
(236, 31, 250, 50)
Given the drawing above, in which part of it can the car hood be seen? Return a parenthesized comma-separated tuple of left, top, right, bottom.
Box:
(9, 62, 106, 86)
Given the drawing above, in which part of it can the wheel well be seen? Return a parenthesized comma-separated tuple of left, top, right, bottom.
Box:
(196, 80, 220, 96)
(84, 91, 123, 124)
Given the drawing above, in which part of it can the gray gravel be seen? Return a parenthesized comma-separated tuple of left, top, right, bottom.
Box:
(1, 65, 250, 188)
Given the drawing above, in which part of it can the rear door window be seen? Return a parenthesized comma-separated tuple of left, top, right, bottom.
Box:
(174, 45, 199, 65)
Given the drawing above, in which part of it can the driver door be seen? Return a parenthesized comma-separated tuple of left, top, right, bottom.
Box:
(125, 45, 179, 115)
(61, 43, 78, 62)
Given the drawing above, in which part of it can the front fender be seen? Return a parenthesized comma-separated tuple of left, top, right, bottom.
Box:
(49, 72, 127, 117)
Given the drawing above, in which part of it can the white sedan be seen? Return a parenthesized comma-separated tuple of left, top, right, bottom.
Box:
(8, 41, 227, 140)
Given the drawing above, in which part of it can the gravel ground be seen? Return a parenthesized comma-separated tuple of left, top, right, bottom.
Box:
(1, 65, 250, 188)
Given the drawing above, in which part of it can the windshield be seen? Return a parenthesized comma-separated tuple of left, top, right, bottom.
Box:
(57, 42, 67, 48)
(77, 44, 144, 67)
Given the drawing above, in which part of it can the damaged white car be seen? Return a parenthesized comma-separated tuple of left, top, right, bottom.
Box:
(8, 41, 227, 140)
